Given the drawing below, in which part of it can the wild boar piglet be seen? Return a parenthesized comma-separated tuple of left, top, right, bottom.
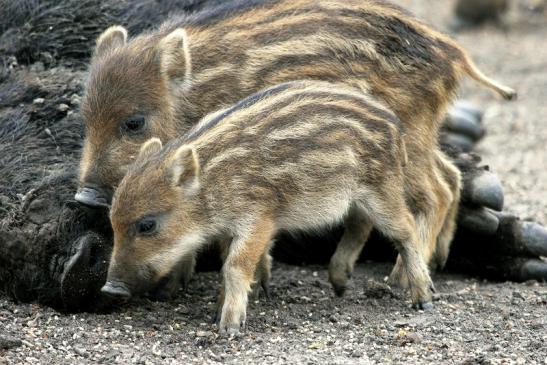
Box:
(102, 81, 435, 335)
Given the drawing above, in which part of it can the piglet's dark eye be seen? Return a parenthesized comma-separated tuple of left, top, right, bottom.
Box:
(122, 115, 145, 134)
(137, 218, 157, 235)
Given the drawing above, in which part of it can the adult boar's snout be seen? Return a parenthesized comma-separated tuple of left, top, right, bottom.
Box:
(61, 233, 110, 311)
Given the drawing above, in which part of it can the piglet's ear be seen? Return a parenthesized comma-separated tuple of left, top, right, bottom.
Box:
(158, 28, 192, 84)
(95, 25, 128, 57)
(170, 146, 200, 194)
(136, 138, 162, 162)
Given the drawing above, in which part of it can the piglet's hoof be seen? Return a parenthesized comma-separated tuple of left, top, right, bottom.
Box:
(459, 207, 500, 235)
(218, 305, 247, 336)
(413, 302, 434, 311)
(219, 322, 245, 337)
(147, 288, 173, 302)
(329, 265, 352, 297)
(261, 281, 271, 300)
(251, 282, 271, 300)
(147, 276, 178, 302)
(332, 284, 347, 297)
(464, 171, 504, 211)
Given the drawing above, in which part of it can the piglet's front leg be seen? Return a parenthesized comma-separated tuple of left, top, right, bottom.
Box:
(218, 216, 275, 336)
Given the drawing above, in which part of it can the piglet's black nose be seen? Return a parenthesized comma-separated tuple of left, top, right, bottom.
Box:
(75, 186, 111, 208)
(101, 281, 131, 299)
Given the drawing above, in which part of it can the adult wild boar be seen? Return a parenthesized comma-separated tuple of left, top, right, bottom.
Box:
(2, 0, 543, 314)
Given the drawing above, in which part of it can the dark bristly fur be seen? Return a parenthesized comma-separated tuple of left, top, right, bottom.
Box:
(106, 81, 434, 335)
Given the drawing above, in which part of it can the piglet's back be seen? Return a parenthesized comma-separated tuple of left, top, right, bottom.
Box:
(124, 81, 405, 223)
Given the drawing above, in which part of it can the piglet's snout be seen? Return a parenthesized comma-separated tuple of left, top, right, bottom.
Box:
(75, 185, 111, 208)
(101, 281, 131, 300)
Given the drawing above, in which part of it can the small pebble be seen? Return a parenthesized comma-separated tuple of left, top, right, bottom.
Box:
(0, 334, 22, 350)
(57, 104, 69, 112)
(70, 94, 81, 106)
(195, 330, 213, 337)
(407, 332, 422, 344)
(74, 347, 88, 357)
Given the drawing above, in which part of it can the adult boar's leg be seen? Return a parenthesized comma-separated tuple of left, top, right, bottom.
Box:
(441, 144, 547, 282)
(444, 153, 547, 281)
(448, 212, 547, 281)
(440, 101, 486, 152)
(439, 102, 546, 281)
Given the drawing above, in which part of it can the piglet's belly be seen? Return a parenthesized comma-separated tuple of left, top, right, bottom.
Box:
(274, 191, 354, 233)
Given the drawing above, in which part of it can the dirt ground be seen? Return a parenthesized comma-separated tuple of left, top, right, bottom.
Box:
(1, 0, 546, 364)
